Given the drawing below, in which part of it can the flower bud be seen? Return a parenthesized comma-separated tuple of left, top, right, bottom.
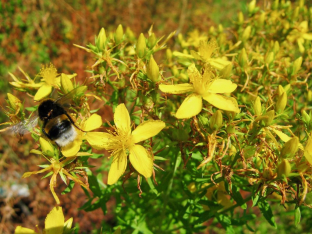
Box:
(280, 136, 299, 158)
(292, 56, 302, 75)
(272, 0, 279, 10)
(97, 28, 106, 51)
(209, 26, 215, 34)
(293, 6, 299, 20)
(308, 90, 312, 102)
(61, 73, 74, 93)
(238, 11, 244, 25)
(265, 52, 274, 65)
(262, 110, 275, 126)
(218, 24, 224, 33)
(7, 93, 21, 111)
(302, 110, 311, 123)
(242, 26, 251, 41)
(126, 27, 135, 41)
(115, 24, 124, 45)
(171, 65, 179, 77)
(258, 12, 265, 28)
(166, 48, 173, 63)
(273, 41, 280, 54)
(146, 55, 160, 83)
(187, 182, 196, 193)
(147, 33, 157, 48)
(248, 0, 256, 14)
(226, 125, 235, 134)
(238, 48, 248, 68)
(136, 33, 146, 58)
(276, 85, 285, 96)
(210, 110, 223, 131)
(253, 96, 262, 115)
(277, 159, 291, 177)
(39, 137, 55, 157)
(276, 92, 287, 113)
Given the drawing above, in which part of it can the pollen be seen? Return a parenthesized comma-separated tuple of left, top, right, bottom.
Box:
(39, 63, 58, 86)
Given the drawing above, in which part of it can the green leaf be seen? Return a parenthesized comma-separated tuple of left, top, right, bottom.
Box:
(258, 199, 277, 228)
(232, 185, 247, 209)
(295, 206, 301, 226)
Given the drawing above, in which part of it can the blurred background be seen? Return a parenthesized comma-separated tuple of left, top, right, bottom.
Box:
(0, 0, 260, 233)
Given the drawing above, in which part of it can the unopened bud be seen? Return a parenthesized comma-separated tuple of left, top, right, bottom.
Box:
(299, 0, 305, 8)
(262, 110, 275, 126)
(147, 33, 157, 48)
(238, 48, 248, 68)
(136, 33, 146, 58)
(242, 26, 251, 41)
(218, 24, 224, 33)
(273, 41, 280, 54)
(97, 28, 106, 51)
(209, 26, 215, 34)
(61, 73, 74, 93)
(276, 91, 287, 113)
(39, 137, 54, 157)
(265, 52, 274, 65)
(292, 56, 302, 75)
(293, 6, 299, 20)
(126, 27, 135, 41)
(253, 96, 262, 115)
(187, 182, 196, 193)
(238, 11, 244, 24)
(308, 90, 312, 102)
(166, 48, 172, 63)
(115, 24, 124, 45)
(248, 0, 256, 14)
(277, 159, 291, 177)
(7, 93, 21, 111)
(272, 0, 279, 10)
(226, 125, 235, 134)
(302, 110, 311, 123)
(146, 56, 160, 83)
(258, 12, 265, 27)
(281, 136, 299, 158)
(171, 65, 179, 77)
(210, 110, 223, 131)
(276, 85, 285, 96)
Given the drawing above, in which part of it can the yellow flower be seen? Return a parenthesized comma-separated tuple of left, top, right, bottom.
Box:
(100, 103, 165, 185)
(159, 64, 239, 119)
(15, 206, 73, 234)
(288, 21, 312, 53)
(190, 40, 231, 70)
(61, 114, 108, 157)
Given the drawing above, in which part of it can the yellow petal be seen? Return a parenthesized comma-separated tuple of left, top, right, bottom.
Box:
(108, 150, 127, 185)
(61, 138, 82, 157)
(60, 73, 74, 93)
(45, 206, 64, 234)
(34, 84, 53, 101)
(209, 58, 232, 70)
(159, 83, 194, 94)
(176, 93, 202, 119)
(83, 114, 103, 131)
(14, 226, 38, 234)
(132, 120, 165, 143)
(203, 93, 240, 113)
(114, 103, 131, 134)
(208, 79, 237, 93)
(85, 132, 114, 149)
(129, 144, 153, 178)
(303, 33, 312, 40)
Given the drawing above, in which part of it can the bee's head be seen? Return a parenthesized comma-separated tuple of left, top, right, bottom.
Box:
(38, 99, 55, 120)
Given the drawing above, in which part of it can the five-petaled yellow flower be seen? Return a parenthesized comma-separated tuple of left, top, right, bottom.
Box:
(287, 21, 312, 53)
(15, 206, 73, 234)
(100, 103, 165, 185)
(159, 63, 239, 119)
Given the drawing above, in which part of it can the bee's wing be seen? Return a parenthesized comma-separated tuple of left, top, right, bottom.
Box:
(55, 86, 86, 107)
(5, 116, 39, 136)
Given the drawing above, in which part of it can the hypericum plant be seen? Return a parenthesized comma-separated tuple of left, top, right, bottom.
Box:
(4, 0, 312, 233)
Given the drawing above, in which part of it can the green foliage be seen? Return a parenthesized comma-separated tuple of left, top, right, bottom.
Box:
(5, 0, 312, 233)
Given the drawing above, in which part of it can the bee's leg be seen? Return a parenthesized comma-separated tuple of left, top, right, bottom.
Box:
(65, 113, 86, 133)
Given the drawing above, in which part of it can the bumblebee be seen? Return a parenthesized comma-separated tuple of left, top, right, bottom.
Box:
(4, 88, 84, 147)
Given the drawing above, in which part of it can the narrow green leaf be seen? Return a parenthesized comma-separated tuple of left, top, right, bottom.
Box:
(258, 199, 277, 228)
(295, 206, 301, 226)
